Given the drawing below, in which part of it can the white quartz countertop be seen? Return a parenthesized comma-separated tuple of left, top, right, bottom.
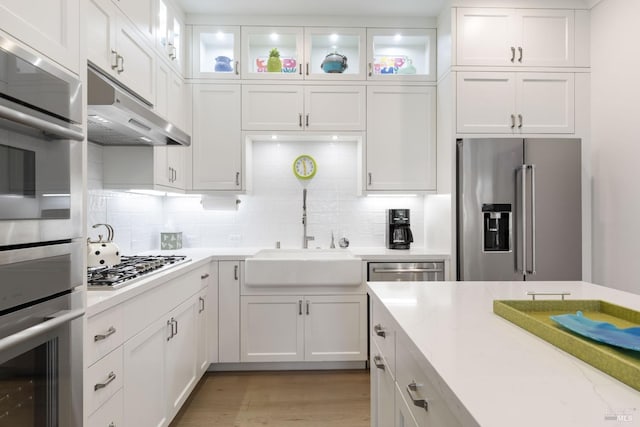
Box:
(367, 281, 640, 427)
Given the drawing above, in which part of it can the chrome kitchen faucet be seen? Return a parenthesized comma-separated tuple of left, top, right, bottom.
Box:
(302, 189, 314, 248)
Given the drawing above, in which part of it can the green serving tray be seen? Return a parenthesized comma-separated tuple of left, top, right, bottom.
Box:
(493, 299, 640, 391)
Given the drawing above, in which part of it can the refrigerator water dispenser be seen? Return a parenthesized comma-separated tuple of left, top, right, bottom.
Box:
(482, 204, 512, 252)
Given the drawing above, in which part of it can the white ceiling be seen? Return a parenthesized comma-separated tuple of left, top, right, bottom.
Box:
(175, 0, 445, 18)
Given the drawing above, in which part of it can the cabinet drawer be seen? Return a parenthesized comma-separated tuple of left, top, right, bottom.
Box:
(87, 306, 123, 366)
(87, 388, 123, 427)
(395, 333, 460, 427)
(87, 346, 123, 415)
(371, 299, 396, 378)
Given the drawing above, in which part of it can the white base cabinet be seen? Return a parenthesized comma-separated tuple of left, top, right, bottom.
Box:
(218, 261, 242, 363)
(86, 263, 210, 427)
(370, 345, 395, 427)
(366, 86, 436, 191)
(456, 72, 575, 134)
(240, 294, 367, 363)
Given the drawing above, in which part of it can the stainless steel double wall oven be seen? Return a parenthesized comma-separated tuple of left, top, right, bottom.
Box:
(0, 35, 84, 427)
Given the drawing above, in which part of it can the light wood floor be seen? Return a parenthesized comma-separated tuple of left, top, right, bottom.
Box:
(170, 370, 371, 427)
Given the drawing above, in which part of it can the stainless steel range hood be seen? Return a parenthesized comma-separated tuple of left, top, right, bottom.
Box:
(87, 66, 190, 146)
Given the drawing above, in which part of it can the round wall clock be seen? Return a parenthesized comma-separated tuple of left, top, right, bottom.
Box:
(292, 154, 317, 180)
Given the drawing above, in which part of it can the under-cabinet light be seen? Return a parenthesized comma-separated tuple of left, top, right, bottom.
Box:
(330, 34, 339, 43)
(394, 33, 402, 42)
(367, 194, 418, 198)
(270, 33, 279, 41)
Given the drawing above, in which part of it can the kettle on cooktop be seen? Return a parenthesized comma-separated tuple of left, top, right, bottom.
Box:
(386, 209, 414, 250)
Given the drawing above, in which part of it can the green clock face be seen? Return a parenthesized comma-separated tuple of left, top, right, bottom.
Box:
(292, 155, 317, 180)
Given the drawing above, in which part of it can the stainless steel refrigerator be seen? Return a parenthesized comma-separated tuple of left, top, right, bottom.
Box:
(456, 138, 582, 281)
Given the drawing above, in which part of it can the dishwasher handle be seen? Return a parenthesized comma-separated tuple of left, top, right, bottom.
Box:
(372, 268, 443, 274)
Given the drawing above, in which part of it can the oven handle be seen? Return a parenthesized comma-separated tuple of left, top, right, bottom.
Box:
(0, 104, 85, 141)
(0, 308, 85, 353)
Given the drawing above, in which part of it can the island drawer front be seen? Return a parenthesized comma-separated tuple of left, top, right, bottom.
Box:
(86, 345, 123, 415)
(371, 299, 396, 378)
(87, 306, 124, 366)
(87, 388, 123, 427)
(396, 333, 461, 427)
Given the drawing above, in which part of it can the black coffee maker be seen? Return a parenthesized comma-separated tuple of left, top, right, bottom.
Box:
(386, 209, 414, 249)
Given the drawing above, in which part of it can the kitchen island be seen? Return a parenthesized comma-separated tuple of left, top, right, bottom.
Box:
(367, 281, 640, 427)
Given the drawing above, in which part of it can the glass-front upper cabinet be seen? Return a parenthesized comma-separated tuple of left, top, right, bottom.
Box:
(157, 0, 185, 73)
(241, 26, 304, 80)
(192, 26, 240, 79)
(367, 28, 437, 81)
(304, 28, 366, 80)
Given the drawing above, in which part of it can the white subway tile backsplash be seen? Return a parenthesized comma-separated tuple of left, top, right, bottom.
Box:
(88, 140, 426, 252)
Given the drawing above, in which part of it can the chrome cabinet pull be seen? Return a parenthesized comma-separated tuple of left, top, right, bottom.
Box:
(111, 49, 119, 70)
(94, 372, 116, 391)
(368, 172, 372, 186)
(94, 326, 116, 342)
(201, 273, 210, 280)
(306, 300, 310, 315)
(234, 265, 239, 280)
(305, 114, 309, 127)
(368, 62, 373, 77)
(518, 46, 523, 63)
(235, 172, 240, 186)
(299, 113, 303, 127)
(406, 381, 429, 411)
(374, 324, 386, 338)
(173, 318, 178, 336)
(199, 297, 205, 313)
(372, 268, 444, 274)
(510, 114, 516, 128)
(518, 114, 523, 129)
(306, 63, 309, 76)
(167, 319, 173, 341)
(117, 55, 124, 73)
(298, 300, 303, 315)
(373, 355, 385, 370)
(235, 61, 239, 75)
(510, 46, 516, 63)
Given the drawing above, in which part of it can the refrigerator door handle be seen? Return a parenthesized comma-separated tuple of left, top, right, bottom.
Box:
(518, 165, 527, 276)
(528, 165, 536, 275)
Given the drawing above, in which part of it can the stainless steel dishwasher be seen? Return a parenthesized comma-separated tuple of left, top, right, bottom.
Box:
(367, 261, 445, 282)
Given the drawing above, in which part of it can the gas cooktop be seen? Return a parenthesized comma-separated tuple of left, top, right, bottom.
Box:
(87, 255, 190, 290)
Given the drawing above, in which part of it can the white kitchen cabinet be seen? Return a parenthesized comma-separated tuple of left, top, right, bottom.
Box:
(196, 287, 209, 374)
(456, 8, 575, 67)
(367, 28, 437, 82)
(207, 262, 220, 364)
(123, 314, 169, 427)
(456, 72, 575, 134)
(157, 0, 185, 73)
(87, 389, 123, 427)
(218, 261, 242, 363)
(240, 295, 305, 362)
(304, 27, 366, 80)
(192, 84, 243, 191)
(114, 0, 155, 46)
(366, 85, 437, 192)
(371, 347, 395, 427)
(157, 60, 188, 131)
(165, 297, 198, 417)
(242, 85, 365, 131)
(192, 25, 240, 79)
(103, 145, 186, 191)
(240, 294, 367, 363)
(88, 0, 155, 104)
(0, 0, 80, 73)
(304, 295, 367, 361)
(241, 26, 304, 80)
